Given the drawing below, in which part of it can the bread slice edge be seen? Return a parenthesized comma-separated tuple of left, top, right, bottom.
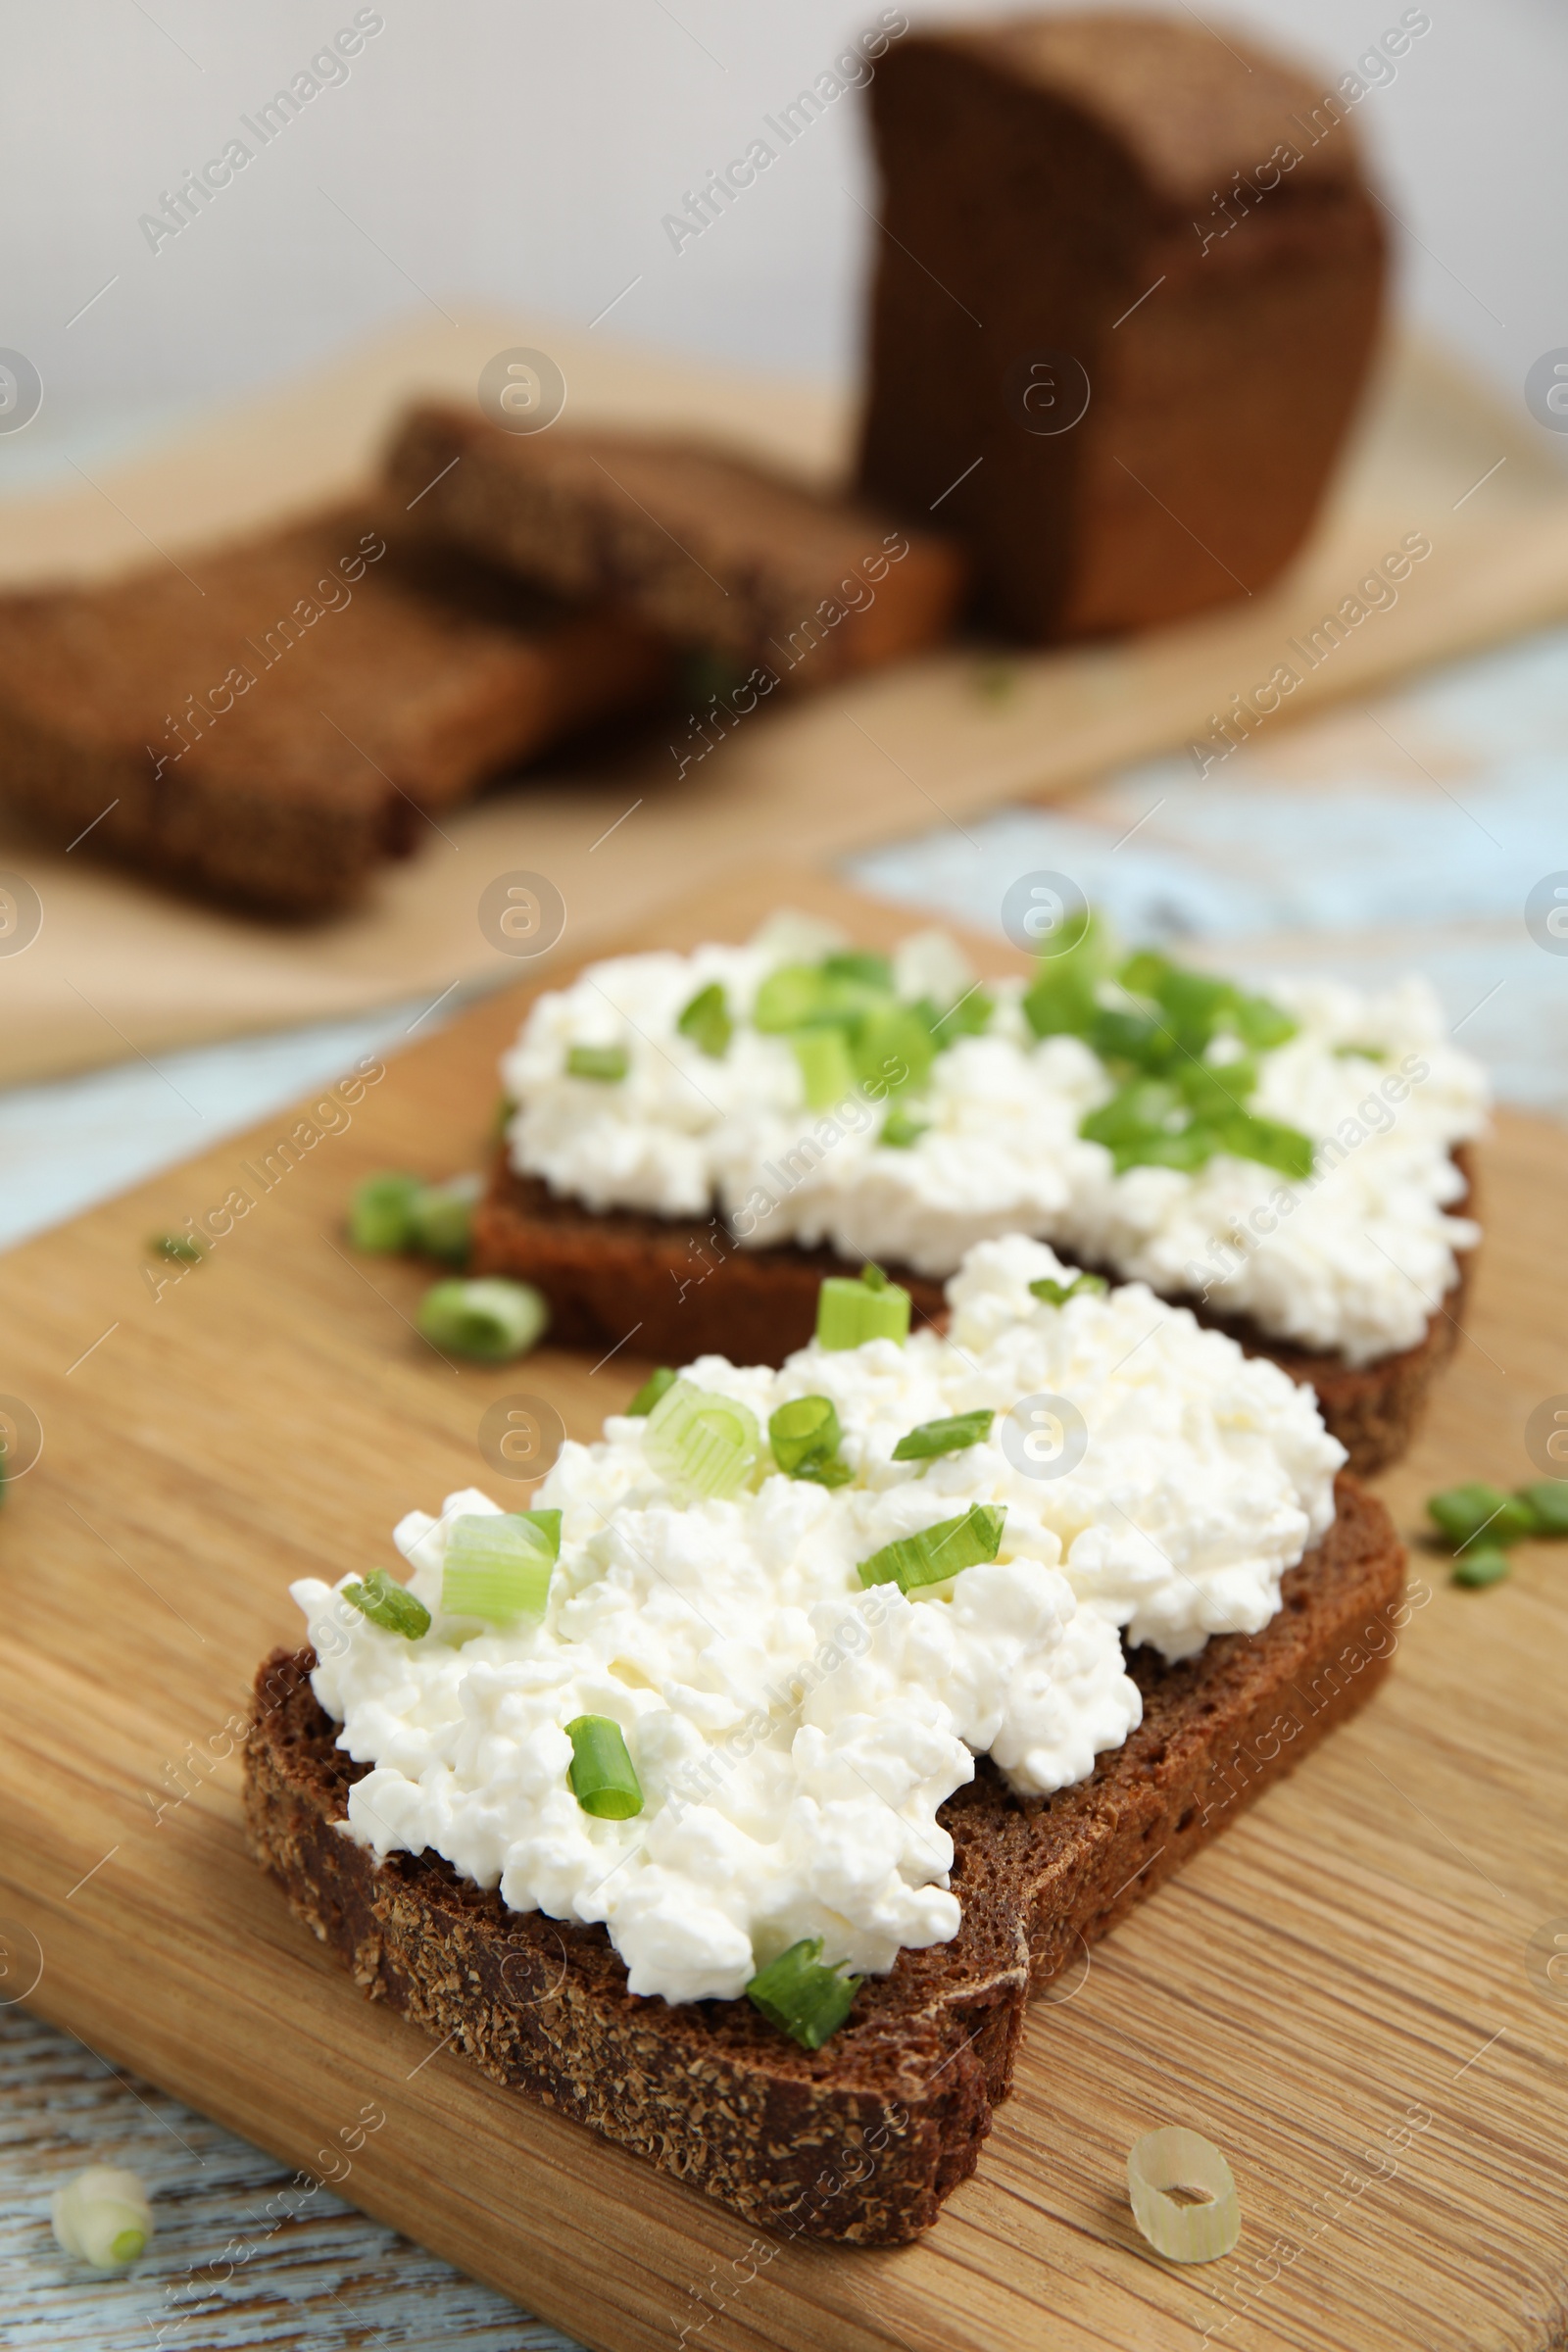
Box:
(243, 1475, 1403, 2244)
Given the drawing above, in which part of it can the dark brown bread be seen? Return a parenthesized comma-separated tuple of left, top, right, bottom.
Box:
(244, 1474, 1403, 2243)
(0, 507, 669, 912)
(856, 12, 1387, 639)
(385, 404, 967, 688)
(470, 1154, 1476, 1475)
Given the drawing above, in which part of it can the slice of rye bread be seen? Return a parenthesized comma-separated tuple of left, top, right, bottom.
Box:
(384, 403, 967, 690)
(470, 1146, 1477, 1476)
(244, 1472, 1403, 2245)
(0, 505, 669, 914)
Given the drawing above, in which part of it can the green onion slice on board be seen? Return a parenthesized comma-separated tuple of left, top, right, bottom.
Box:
(416, 1278, 549, 1362)
(349, 1171, 423, 1252)
(1126, 2128, 1241, 2263)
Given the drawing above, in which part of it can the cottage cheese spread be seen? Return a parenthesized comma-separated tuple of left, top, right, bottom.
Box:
(500, 934, 1486, 1366)
(292, 1237, 1343, 2005)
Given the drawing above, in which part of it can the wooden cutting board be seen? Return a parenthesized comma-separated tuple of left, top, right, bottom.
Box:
(3, 866, 1565, 2352)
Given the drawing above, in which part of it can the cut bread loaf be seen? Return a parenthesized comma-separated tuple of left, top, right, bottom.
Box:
(384, 403, 966, 688)
(470, 1153, 1476, 1476)
(0, 506, 668, 912)
(857, 12, 1387, 639)
(245, 1472, 1403, 2244)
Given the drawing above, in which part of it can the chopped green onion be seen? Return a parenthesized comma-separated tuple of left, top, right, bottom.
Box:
(1231, 993, 1298, 1052)
(822, 949, 894, 990)
(1427, 1482, 1532, 1549)
(746, 1936, 861, 2049)
(1021, 915, 1109, 1040)
(1452, 1544, 1511, 1589)
(1088, 1004, 1179, 1070)
(929, 986, 995, 1040)
(973, 661, 1018, 703)
(755, 956, 896, 1037)
(565, 1714, 643, 1818)
(349, 1171, 422, 1252)
(643, 1380, 761, 1500)
(880, 1105, 929, 1150)
(344, 1567, 431, 1641)
(417, 1276, 549, 1361)
(1518, 1480, 1568, 1537)
(442, 1510, 560, 1620)
(851, 1001, 937, 1097)
(796, 1453, 854, 1489)
(815, 1268, 911, 1351)
(1211, 1110, 1315, 1182)
(625, 1366, 677, 1417)
(1176, 1057, 1256, 1120)
(754, 962, 835, 1033)
(677, 645, 752, 706)
(892, 1409, 994, 1461)
(676, 981, 733, 1059)
(148, 1232, 205, 1265)
(857, 1502, 1005, 1592)
(492, 1092, 517, 1138)
(566, 1044, 628, 1082)
(1029, 1272, 1108, 1306)
(790, 1025, 856, 1109)
(769, 1394, 843, 1475)
(408, 1174, 481, 1264)
(1334, 1041, 1388, 1062)
(862, 1261, 890, 1290)
(1127, 2128, 1240, 2264)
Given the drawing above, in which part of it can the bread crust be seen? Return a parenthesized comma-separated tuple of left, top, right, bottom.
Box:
(244, 1474, 1403, 2243)
(854, 14, 1386, 640)
(0, 508, 668, 913)
(471, 1148, 1478, 1475)
(385, 405, 967, 688)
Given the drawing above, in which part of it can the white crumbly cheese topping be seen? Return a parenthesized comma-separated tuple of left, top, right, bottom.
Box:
(499, 935, 1486, 1366)
(291, 1238, 1343, 2006)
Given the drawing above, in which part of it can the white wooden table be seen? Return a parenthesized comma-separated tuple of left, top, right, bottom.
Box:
(0, 2007, 583, 2350)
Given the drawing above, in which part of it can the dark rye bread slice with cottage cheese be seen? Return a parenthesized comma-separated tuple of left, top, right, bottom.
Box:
(384, 403, 967, 689)
(470, 1148, 1477, 1476)
(0, 505, 669, 913)
(244, 1471, 1403, 2244)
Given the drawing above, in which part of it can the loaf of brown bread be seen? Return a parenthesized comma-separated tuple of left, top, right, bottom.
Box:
(0, 508, 669, 912)
(385, 404, 966, 688)
(857, 12, 1388, 638)
(245, 1473, 1403, 2243)
(471, 1154, 1474, 1477)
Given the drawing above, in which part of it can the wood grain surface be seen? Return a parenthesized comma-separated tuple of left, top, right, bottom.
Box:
(2, 866, 1566, 2352)
(2, 317, 1566, 1090)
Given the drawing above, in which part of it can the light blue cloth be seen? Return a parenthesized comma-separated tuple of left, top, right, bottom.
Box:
(848, 621, 1568, 1117)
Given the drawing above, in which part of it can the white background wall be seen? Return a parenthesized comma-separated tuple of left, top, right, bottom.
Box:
(1, 0, 1563, 481)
